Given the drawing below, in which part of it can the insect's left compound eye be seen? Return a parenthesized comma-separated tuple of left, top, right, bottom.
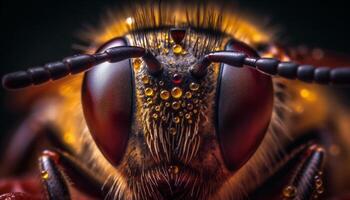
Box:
(82, 37, 132, 166)
(216, 40, 274, 171)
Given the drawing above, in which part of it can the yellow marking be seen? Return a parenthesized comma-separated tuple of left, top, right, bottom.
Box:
(160, 90, 170, 100)
(41, 170, 49, 180)
(173, 116, 180, 123)
(141, 75, 150, 84)
(300, 89, 316, 102)
(172, 44, 183, 54)
(63, 132, 75, 144)
(185, 91, 192, 99)
(133, 58, 142, 70)
(171, 87, 183, 99)
(189, 83, 200, 91)
(145, 88, 154, 97)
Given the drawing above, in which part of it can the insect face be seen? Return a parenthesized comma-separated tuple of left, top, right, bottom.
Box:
(81, 27, 274, 198)
(2, 3, 349, 199)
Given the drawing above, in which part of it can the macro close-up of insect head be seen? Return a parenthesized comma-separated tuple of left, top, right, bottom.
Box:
(0, 0, 350, 199)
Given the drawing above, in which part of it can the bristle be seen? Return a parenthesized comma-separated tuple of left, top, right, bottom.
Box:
(80, 1, 270, 52)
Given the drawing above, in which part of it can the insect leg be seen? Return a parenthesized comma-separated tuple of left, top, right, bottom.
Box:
(41, 150, 107, 199)
(250, 143, 325, 200)
(39, 152, 71, 200)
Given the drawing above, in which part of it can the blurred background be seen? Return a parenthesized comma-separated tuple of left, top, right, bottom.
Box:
(0, 0, 349, 145)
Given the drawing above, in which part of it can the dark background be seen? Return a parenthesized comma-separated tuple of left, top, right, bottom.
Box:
(0, 0, 349, 141)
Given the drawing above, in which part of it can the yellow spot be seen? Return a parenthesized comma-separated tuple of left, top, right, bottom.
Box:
(300, 89, 310, 98)
(152, 113, 158, 120)
(189, 82, 200, 91)
(147, 98, 153, 104)
(133, 58, 142, 70)
(300, 89, 316, 101)
(172, 101, 180, 110)
(173, 117, 180, 123)
(160, 90, 170, 100)
(155, 105, 161, 111)
(283, 186, 297, 198)
(171, 87, 183, 99)
(63, 132, 75, 144)
(252, 33, 264, 43)
(185, 91, 192, 99)
(141, 75, 150, 84)
(41, 170, 49, 180)
(261, 52, 274, 58)
(172, 44, 183, 54)
(281, 55, 290, 62)
(145, 88, 154, 97)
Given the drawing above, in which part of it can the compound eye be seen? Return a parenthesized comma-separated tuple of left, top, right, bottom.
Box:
(217, 40, 274, 171)
(82, 37, 132, 166)
(227, 39, 260, 57)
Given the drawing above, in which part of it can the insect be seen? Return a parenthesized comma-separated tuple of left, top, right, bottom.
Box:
(1, 1, 350, 200)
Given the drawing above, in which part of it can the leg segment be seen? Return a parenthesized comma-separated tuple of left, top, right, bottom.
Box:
(283, 145, 325, 200)
(250, 142, 326, 200)
(39, 152, 71, 200)
(41, 150, 107, 199)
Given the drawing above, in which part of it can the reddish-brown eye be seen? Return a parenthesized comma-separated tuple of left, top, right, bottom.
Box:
(227, 39, 260, 57)
(216, 40, 274, 171)
(82, 37, 132, 166)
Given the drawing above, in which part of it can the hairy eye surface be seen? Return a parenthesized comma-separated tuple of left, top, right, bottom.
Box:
(216, 40, 274, 171)
(82, 37, 132, 166)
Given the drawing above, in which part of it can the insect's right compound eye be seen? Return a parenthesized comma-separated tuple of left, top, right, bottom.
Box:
(82, 37, 132, 167)
(216, 40, 274, 172)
